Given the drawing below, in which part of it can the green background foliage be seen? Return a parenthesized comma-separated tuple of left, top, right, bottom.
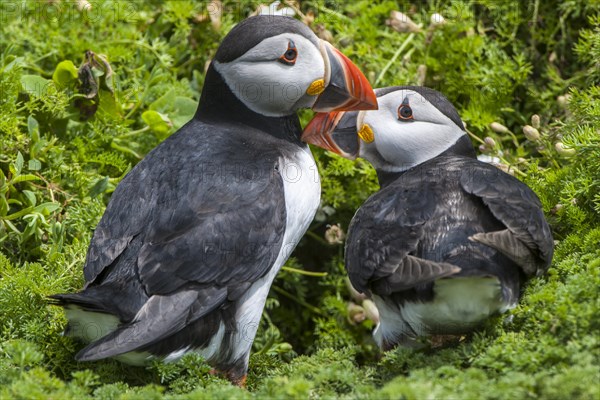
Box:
(0, 0, 598, 398)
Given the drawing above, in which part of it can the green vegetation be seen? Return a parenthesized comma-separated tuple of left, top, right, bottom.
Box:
(0, 0, 598, 398)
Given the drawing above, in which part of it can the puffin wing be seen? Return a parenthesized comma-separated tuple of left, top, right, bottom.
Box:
(460, 160, 553, 276)
(83, 170, 154, 284)
(135, 153, 286, 295)
(83, 122, 286, 293)
(345, 180, 459, 296)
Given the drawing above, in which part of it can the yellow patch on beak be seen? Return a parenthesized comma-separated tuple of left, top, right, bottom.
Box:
(358, 123, 374, 143)
(306, 79, 325, 96)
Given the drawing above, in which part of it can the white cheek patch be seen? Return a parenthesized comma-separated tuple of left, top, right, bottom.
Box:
(374, 120, 461, 167)
(213, 33, 325, 117)
(364, 91, 464, 170)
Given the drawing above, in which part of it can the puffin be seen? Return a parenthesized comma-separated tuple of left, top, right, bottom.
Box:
(302, 86, 553, 350)
(50, 16, 377, 385)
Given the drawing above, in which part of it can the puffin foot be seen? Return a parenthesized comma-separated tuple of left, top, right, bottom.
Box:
(227, 372, 247, 388)
(208, 368, 247, 388)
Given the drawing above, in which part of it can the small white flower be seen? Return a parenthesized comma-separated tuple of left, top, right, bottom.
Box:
(557, 94, 571, 109)
(430, 13, 446, 27)
(531, 114, 541, 129)
(325, 223, 345, 245)
(484, 137, 497, 148)
(523, 125, 540, 141)
(386, 11, 421, 33)
(77, 0, 92, 12)
(258, 1, 296, 18)
(490, 122, 509, 134)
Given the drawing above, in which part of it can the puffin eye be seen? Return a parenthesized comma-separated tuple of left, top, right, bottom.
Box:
(278, 40, 297, 66)
(397, 104, 414, 121)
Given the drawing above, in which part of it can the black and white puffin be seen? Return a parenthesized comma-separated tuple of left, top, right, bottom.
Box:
(302, 86, 553, 350)
(51, 16, 377, 385)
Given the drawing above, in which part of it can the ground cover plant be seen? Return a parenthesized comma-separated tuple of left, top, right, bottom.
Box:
(0, 0, 598, 398)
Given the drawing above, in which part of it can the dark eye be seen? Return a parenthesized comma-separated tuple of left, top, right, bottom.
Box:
(278, 40, 297, 65)
(397, 104, 414, 121)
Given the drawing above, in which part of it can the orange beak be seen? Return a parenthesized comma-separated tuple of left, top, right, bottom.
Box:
(302, 110, 361, 159)
(312, 41, 378, 113)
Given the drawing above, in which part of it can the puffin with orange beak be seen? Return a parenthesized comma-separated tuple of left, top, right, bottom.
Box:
(303, 86, 552, 350)
(51, 16, 376, 386)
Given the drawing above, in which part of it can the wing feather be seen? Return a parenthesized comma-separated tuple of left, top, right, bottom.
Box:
(460, 162, 553, 275)
(345, 182, 441, 294)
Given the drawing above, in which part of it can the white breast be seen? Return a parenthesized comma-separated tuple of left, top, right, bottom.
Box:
(227, 146, 321, 363)
(374, 276, 507, 347)
(404, 277, 504, 334)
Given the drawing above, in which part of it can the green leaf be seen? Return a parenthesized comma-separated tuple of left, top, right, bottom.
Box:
(15, 152, 24, 175)
(97, 89, 121, 119)
(171, 96, 197, 129)
(3, 340, 44, 368)
(88, 176, 109, 198)
(149, 89, 177, 113)
(28, 159, 41, 171)
(20, 75, 52, 97)
(0, 197, 8, 217)
(27, 115, 39, 142)
(142, 110, 172, 139)
(3, 219, 19, 233)
(52, 60, 78, 89)
(33, 202, 60, 215)
(22, 190, 37, 207)
(104, 73, 115, 93)
(2, 56, 24, 72)
(11, 174, 41, 184)
(2, 206, 34, 221)
(173, 96, 197, 116)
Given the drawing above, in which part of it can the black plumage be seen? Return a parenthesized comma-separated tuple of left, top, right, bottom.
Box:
(49, 15, 379, 384)
(53, 119, 292, 379)
(347, 153, 553, 298)
(303, 86, 554, 350)
(214, 16, 318, 63)
(349, 153, 553, 348)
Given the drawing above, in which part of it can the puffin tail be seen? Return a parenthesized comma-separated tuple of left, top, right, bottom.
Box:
(75, 287, 227, 362)
(49, 292, 107, 311)
(48, 291, 123, 344)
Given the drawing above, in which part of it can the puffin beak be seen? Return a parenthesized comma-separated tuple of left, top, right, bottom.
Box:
(302, 110, 361, 159)
(311, 41, 378, 112)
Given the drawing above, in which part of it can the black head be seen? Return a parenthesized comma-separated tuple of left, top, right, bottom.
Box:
(375, 86, 465, 130)
(214, 16, 318, 63)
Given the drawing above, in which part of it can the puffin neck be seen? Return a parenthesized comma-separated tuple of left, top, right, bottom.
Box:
(443, 135, 477, 159)
(195, 64, 303, 145)
(376, 135, 477, 188)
